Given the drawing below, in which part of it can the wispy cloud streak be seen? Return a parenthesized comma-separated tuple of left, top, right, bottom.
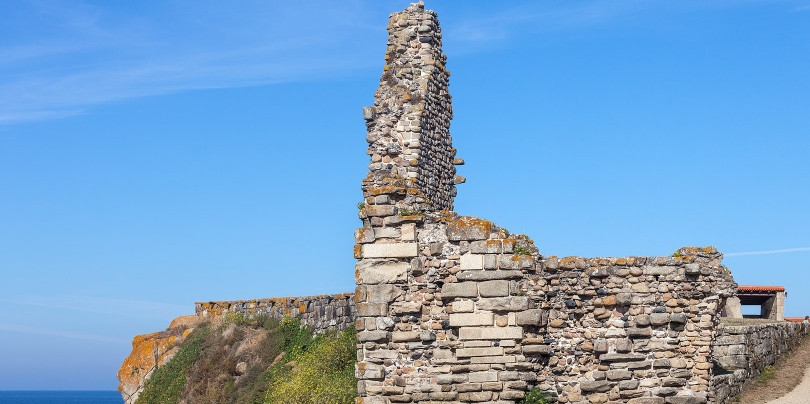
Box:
(0, 322, 128, 343)
(726, 247, 810, 257)
(0, 295, 189, 319)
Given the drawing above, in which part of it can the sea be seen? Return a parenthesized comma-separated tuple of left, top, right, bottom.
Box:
(0, 391, 123, 404)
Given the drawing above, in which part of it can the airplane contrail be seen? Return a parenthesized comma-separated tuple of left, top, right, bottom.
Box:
(725, 247, 810, 257)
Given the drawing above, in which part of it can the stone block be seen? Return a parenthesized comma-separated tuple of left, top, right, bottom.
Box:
(650, 313, 670, 326)
(522, 345, 552, 355)
(373, 227, 400, 238)
(361, 243, 418, 258)
(390, 301, 422, 315)
(366, 284, 403, 303)
(441, 282, 478, 298)
(447, 217, 491, 241)
(516, 309, 547, 326)
(627, 327, 652, 338)
(456, 347, 504, 357)
(450, 312, 494, 327)
(607, 370, 633, 380)
(365, 205, 396, 217)
(391, 331, 421, 342)
(476, 297, 529, 312)
(717, 355, 747, 370)
(628, 398, 665, 404)
(457, 270, 523, 281)
(580, 380, 613, 393)
(644, 266, 677, 276)
(401, 223, 416, 241)
(355, 228, 376, 243)
(452, 300, 475, 313)
(479, 326, 524, 339)
(599, 353, 647, 362)
(356, 363, 385, 380)
(670, 313, 688, 324)
(457, 391, 492, 402)
(357, 330, 389, 342)
(355, 260, 409, 284)
(356, 303, 388, 316)
(460, 253, 484, 270)
(478, 280, 509, 297)
(467, 371, 498, 383)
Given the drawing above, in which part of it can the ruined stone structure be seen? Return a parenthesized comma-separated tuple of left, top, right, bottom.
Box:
(352, 3, 807, 404)
(195, 293, 355, 333)
(117, 3, 810, 403)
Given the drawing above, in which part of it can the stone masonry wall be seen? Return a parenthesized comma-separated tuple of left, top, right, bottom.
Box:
(353, 3, 763, 404)
(711, 322, 810, 403)
(195, 293, 355, 333)
(361, 0, 458, 212)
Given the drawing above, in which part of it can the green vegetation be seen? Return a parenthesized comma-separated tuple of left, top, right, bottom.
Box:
(357, 202, 365, 210)
(135, 316, 356, 404)
(671, 250, 683, 258)
(513, 245, 533, 256)
(136, 324, 211, 404)
(521, 388, 552, 404)
(398, 207, 423, 216)
(757, 366, 776, 384)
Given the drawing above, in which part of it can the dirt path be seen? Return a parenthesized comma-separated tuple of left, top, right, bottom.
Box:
(733, 334, 810, 403)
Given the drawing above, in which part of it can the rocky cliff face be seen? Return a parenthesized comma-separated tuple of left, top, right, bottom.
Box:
(117, 315, 199, 404)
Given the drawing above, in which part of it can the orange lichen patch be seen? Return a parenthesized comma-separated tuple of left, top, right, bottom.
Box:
(560, 256, 586, 269)
(354, 244, 363, 259)
(486, 240, 502, 249)
(447, 216, 492, 241)
(299, 304, 308, 313)
(117, 315, 195, 402)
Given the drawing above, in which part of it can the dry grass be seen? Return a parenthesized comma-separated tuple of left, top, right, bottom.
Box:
(733, 334, 810, 403)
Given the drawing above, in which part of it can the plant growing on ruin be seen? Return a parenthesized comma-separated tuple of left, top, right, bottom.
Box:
(357, 202, 366, 210)
(521, 388, 551, 404)
(671, 250, 683, 258)
(399, 207, 423, 216)
(514, 245, 533, 256)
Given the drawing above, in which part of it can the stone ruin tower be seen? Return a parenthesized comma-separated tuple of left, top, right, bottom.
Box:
(355, 3, 740, 404)
(360, 0, 459, 214)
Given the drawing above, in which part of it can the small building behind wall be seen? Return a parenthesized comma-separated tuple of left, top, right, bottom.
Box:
(736, 285, 786, 321)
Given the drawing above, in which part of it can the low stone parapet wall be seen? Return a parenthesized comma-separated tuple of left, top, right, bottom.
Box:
(712, 321, 810, 403)
(195, 293, 355, 333)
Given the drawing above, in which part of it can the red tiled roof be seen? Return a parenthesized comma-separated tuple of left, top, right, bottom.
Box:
(785, 317, 806, 323)
(738, 285, 786, 292)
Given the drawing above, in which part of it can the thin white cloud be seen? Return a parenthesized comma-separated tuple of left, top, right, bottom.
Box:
(0, 322, 128, 344)
(725, 247, 810, 257)
(0, 295, 189, 319)
(0, 0, 385, 125)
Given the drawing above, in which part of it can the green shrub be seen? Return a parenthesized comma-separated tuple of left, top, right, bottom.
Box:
(265, 326, 357, 404)
(521, 388, 552, 404)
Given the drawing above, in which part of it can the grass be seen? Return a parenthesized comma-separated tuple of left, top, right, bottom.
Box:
(135, 315, 356, 404)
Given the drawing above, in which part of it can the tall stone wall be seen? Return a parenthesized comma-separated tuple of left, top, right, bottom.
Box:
(361, 1, 458, 212)
(195, 293, 355, 333)
(353, 3, 773, 404)
(711, 322, 810, 403)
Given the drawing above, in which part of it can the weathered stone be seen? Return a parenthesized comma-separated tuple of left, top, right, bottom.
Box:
(441, 282, 478, 298)
(478, 280, 509, 297)
(476, 297, 529, 311)
(361, 243, 418, 258)
(580, 380, 613, 393)
(355, 260, 409, 284)
(516, 309, 547, 326)
(449, 312, 494, 327)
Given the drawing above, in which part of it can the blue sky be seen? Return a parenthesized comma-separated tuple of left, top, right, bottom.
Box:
(1, 0, 808, 390)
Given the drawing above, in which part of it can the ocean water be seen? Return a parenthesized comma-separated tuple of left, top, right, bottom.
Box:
(0, 391, 123, 404)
